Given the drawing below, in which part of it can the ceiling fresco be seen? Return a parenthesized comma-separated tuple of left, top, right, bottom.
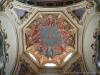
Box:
(0, 0, 99, 75)
(24, 12, 77, 66)
(13, 8, 28, 20)
(72, 8, 86, 20)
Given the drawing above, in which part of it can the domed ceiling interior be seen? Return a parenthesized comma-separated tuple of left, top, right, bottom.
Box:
(0, 0, 100, 75)
(24, 12, 77, 66)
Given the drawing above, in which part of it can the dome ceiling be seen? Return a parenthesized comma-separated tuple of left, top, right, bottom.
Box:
(23, 12, 77, 67)
(0, 0, 98, 75)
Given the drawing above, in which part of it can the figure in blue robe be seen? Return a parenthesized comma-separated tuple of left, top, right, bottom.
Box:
(46, 47, 53, 58)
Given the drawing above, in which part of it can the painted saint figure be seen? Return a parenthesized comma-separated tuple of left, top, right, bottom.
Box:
(46, 46, 53, 58)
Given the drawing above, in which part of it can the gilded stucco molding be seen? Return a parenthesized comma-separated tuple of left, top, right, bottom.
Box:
(63, 53, 87, 73)
(4, 0, 96, 27)
(4, 1, 35, 26)
(14, 53, 40, 75)
(17, 58, 35, 75)
(0, 0, 14, 11)
(66, 0, 96, 27)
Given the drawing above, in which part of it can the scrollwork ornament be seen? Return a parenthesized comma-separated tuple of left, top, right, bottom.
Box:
(86, 0, 95, 9)
(91, 21, 100, 71)
(0, 20, 9, 75)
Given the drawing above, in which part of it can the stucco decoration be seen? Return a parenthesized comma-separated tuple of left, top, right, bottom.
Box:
(91, 21, 100, 71)
(0, 21, 9, 75)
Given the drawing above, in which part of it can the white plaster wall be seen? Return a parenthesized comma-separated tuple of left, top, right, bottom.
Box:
(83, 15, 100, 73)
(0, 12, 18, 75)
